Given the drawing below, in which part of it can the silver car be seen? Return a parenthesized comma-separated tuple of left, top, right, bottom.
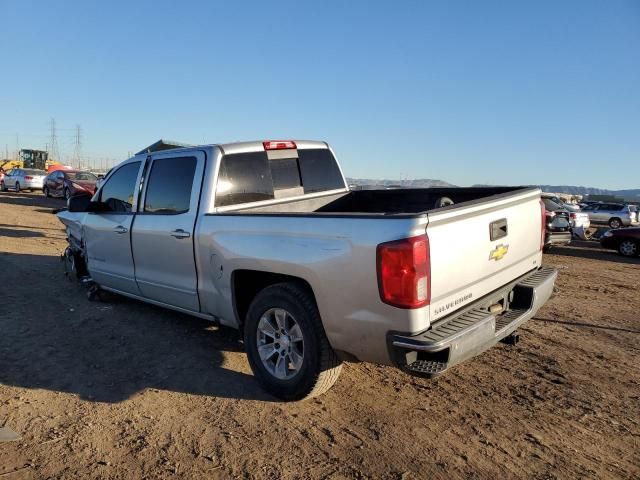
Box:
(581, 203, 639, 229)
(0, 168, 47, 192)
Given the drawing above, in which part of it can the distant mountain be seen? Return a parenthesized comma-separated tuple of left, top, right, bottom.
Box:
(347, 177, 640, 201)
(536, 185, 640, 199)
(346, 177, 456, 188)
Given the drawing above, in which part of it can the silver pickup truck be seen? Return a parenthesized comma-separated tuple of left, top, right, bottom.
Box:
(58, 140, 557, 400)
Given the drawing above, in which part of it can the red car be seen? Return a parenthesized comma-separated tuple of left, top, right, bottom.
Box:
(600, 227, 640, 257)
(43, 170, 98, 200)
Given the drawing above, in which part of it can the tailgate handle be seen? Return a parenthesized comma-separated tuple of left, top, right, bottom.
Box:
(490, 218, 508, 240)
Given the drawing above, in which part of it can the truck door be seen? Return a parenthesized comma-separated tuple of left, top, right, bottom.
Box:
(130, 151, 205, 312)
(83, 161, 143, 294)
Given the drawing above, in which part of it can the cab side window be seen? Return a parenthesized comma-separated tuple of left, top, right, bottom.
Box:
(99, 162, 141, 213)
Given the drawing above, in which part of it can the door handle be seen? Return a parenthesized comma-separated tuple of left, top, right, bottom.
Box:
(113, 225, 128, 234)
(171, 229, 191, 239)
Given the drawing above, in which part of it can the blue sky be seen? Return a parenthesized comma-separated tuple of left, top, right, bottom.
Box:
(1, 0, 638, 189)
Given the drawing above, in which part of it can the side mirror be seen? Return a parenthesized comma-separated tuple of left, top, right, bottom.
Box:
(67, 194, 93, 212)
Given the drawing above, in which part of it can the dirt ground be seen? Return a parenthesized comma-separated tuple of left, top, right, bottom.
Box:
(1, 191, 638, 480)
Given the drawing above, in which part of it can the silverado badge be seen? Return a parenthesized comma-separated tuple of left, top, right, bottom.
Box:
(489, 244, 509, 261)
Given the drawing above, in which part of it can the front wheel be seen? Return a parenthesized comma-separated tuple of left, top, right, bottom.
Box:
(43, 186, 50, 197)
(609, 218, 622, 229)
(618, 240, 638, 257)
(64, 188, 71, 200)
(244, 283, 342, 401)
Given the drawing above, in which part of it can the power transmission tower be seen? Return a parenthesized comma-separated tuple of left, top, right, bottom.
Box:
(48, 118, 61, 163)
(72, 124, 82, 169)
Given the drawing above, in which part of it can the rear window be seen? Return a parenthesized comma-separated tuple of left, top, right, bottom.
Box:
(215, 148, 344, 207)
(298, 149, 344, 193)
(270, 157, 302, 189)
(24, 169, 46, 175)
(67, 171, 97, 181)
(216, 152, 275, 207)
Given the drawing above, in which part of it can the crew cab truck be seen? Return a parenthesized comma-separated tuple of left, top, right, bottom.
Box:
(59, 140, 557, 401)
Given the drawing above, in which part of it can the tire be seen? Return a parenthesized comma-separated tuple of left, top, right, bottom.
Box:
(0, 182, 6, 192)
(244, 282, 342, 401)
(64, 188, 71, 201)
(43, 186, 50, 198)
(609, 218, 622, 229)
(15, 182, 20, 193)
(618, 240, 638, 257)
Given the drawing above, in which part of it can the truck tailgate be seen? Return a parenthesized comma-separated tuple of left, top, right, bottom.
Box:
(426, 189, 542, 321)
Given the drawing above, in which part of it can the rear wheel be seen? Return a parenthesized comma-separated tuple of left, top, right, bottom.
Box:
(609, 218, 622, 229)
(43, 186, 50, 197)
(0, 182, 6, 192)
(244, 283, 342, 401)
(15, 182, 20, 193)
(618, 240, 638, 257)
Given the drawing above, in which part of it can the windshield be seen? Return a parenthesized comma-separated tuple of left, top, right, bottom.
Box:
(542, 198, 563, 211)
(67, 171, 97, 181)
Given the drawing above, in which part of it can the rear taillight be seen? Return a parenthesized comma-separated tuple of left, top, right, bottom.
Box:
(263, 140, 297, 150)
(570, 212, 577, 219)
(25, 176, 33, 180)
(377, 234, 430, 309)
(539, 200, 546, 250)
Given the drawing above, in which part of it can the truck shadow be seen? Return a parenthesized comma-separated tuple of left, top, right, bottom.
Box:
(0, 227, 45, 238)
(0, 251, 273, 403)
(549, 241, 640, 265)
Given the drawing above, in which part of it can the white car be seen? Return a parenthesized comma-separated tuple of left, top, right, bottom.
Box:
(0, 168, 47, 192)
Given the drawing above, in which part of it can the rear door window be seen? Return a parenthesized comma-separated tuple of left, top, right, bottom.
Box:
(144, 157, 197, 214)
(99, 162, 141, 213)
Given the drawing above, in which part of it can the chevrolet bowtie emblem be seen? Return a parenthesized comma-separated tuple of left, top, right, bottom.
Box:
(489, 244, 509, 261)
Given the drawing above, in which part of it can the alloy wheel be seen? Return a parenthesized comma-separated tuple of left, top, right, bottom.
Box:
(256, 307, 305, 380)
(619, 240, 637, 257)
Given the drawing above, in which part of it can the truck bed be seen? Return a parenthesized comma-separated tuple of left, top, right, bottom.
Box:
(221, 186, 531, 216)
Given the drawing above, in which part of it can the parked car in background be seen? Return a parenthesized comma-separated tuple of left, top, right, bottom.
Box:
(569, 211, 590, 230)
(542, 198, 572, 249)
(600, 227, 640, 257)
(43, 170, 98, 200)
(0, 168, 47, 192)
(581, 203, 639, 229)
(542, 193, 580, 212)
